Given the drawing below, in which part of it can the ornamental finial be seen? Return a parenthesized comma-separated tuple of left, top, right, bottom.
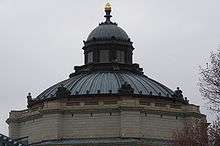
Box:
(104, 2, 112, 23)
(105, 2, 112, 11)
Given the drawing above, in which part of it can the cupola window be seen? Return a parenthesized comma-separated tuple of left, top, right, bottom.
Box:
(99, 50, 109, 63)
(116, 50, 125, 63)
(87, 52, 93, 63)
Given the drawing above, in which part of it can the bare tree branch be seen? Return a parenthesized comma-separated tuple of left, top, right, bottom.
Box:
(173, 119, 208, 146)
(199, 50, 220, 112)
(173, 116, 220, 146)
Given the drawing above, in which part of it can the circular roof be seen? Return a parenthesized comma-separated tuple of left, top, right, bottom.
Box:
(35, 71, 174, 101)
(87, 24, 129, 42)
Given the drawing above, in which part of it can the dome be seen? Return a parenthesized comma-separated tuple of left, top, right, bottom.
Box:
(86, 24, 130, 42)
(29, 4, 187, 105)
(35, 71, 174, 101)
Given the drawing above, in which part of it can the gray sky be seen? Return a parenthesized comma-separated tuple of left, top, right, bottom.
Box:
(0, 0, 220, 135)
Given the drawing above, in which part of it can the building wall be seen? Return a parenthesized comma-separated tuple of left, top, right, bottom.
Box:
(11, 114, 62, 143)
(8, 122, 20, 139)
(7, 98, 204, 144)
(61, 112, 121, 138)
(9, 111, 186, 143)
(121, 111, 141, 137)
(140, 113, 184, 139)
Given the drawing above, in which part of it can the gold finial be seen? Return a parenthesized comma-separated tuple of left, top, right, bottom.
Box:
(105, 2, 111, 11)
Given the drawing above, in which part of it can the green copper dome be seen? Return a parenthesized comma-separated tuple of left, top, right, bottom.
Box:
(86, 4, 129, 42)
(87, 24, 129, 42)
(35, 71, 176, 101)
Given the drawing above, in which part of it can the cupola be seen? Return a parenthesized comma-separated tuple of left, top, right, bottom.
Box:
(83, 3, 134, 65)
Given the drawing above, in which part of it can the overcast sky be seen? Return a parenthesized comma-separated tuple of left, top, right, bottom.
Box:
(0, 0, 220, 135)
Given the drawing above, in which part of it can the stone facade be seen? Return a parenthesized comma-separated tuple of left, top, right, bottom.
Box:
(7, 96, 205, 145)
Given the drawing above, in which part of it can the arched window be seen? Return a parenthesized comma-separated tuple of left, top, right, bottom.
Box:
(116, 50, 125, 63)
(99, 50, 109, 63)
(87, 52, 93, 63)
